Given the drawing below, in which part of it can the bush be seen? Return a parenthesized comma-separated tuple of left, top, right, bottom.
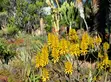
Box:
(0, 38, 16, 64)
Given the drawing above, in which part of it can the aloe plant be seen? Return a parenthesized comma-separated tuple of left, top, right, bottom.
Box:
(59, 1, 79, 29)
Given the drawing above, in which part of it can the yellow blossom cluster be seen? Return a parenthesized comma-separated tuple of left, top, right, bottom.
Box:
(41, 68, 49, 82)
(69, 29, 96, 55)
(80, 32, 89, 55)
(52, 48, 60, 63)
(65, 61, 73, 75)
(97, 53, 111, 70)
(97, 42, 110, 70)
(48, 33, 70, 63)
(35, 28, 105, 78)
(48, 33, 59, 48)
(59, 39, 70, 55)
(35, 44, 49, 68)
(94, 35, 102, 45)
(69, 43, 80, 56)
(48, 33, 60, 63)
(47, 29, 103, 63)
(69, 29, 79, 42)
(88, 37, 94, 48)
(103, 42, 109, 52)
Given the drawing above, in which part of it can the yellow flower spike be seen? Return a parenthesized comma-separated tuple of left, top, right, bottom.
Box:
(82, 32, 89, 43)
(103, 53, 109, 65)
(69, 29, 79, 42)
(94, 35, 102, 45)
(47, 33, 59, 48)
(69, 43, 80, 56)
(104, 53, 108, 60)
(48, 33, 52, 46)
(35, 52, 41, 68)
(40, 56, 45, 67)
(42, 68, 49, 82)
(65, 61, 73, 75)
(52, 48, 60, 63)
(103, 42, 109, 51)
(89, 37, 94, 48)
(35, 44, 49, 68)
(80, 41, 88, 55)
(59, 39, 70, 55)
(35, 52, 44, 68)
(41, 44, 49, 66)
(98, 53, 111, 70)
(51, 34, 59, 48)
(98, 35, 102, 43)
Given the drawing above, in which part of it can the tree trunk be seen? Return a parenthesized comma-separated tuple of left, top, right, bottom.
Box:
(106, 0, 111, 44)
(93, 0, 108, 42)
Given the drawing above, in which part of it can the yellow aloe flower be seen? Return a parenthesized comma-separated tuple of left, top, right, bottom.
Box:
(65, 61, 73, 75)
(103, 42, 109, 51)
(80, 32, 91, 55)
(42, 68, 49, 82)
(94, 35, 102, 45)
(41, 44, 49, 66)
(51, 34, 59, 48)
(52, 34, 59, 48)
(103, 53, 109, 65)
(80, 41, 88, 55)
(48, 33, 59, 48)
(89, 37, 94, 48)
(35, 52, 44, 68)
(69, 29, 79, 42)
(97, 53, 110, 70)
(69, 43, 80, 56)
(82, 32, 89, 43)
(48, 33, 52, 46)
(35, 44, 49, 68)
(52, 48, 60, 63)
(59, 39, 70, 55)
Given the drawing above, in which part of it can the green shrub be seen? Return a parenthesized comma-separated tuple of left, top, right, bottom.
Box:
(6, 24, 19, 35)
(0, 38, 16, 64)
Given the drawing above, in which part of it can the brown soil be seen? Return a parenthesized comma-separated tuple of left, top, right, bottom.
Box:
(0, 75, 8, 82)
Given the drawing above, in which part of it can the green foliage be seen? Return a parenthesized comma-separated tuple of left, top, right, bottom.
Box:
(0, 0, 47, 33)
(0, 38, 16, 64)
(59, 1, 79, 28)
(28, 4, 36, 14)
(36, 1, 44, 8)
(6, 24, 19, 35)
(0, 0, 9, 9)
(28, 71, 41, 82)
(14, 0, 46, 31)
(44, 15, 52, 32)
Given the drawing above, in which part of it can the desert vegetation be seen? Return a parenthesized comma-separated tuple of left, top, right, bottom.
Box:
(0, 0, 111, 82)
